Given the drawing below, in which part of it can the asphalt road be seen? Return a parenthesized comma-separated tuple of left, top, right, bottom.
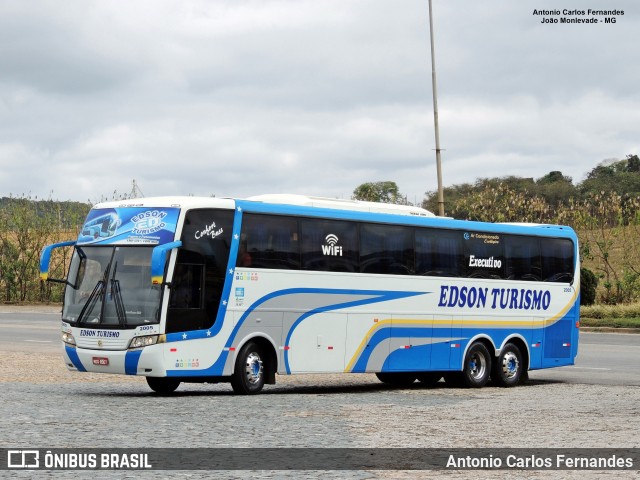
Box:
(529, 331, 640, 386)
(0, 309, 61, 353)
(1, 308, 639, 479)
(2, 309, 639, 386)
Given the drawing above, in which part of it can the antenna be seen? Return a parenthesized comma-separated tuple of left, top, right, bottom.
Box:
(130, 179, 145, 198)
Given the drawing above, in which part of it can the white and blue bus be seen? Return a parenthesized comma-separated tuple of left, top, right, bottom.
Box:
(40, 194, 580, 394)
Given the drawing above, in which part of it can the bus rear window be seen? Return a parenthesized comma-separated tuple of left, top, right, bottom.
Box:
(542, 238, 574, 283)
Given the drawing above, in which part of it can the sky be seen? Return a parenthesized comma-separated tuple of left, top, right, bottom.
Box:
(1, 0, 638, 205)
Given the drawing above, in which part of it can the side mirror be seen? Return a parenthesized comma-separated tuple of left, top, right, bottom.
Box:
(150, 241, 182, 285)
(40, 241, 76, 282)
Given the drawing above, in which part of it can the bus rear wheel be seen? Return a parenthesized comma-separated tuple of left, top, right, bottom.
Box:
(492, 343, 523, 387)
(460, 342, 492, 388)
(231, 341, 265, 395)
(146, 377, 180, 394)
(375, 372, 416, 386)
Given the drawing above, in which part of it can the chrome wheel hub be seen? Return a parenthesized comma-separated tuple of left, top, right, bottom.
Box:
(501, 352, 519, 379)
(468, 352, 487, 380)
(244, 352, 263, 385)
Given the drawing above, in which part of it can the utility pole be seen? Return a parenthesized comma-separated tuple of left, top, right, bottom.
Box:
(428, 0, 445, 216)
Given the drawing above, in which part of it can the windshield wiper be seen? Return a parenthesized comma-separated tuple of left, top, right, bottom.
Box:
(110, 262, 127, 327)
(77, 254, 111, 325)
(76, 279, 105, 324)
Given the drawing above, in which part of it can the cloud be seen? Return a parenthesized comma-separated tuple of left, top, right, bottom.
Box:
(0, 0, 638, 205)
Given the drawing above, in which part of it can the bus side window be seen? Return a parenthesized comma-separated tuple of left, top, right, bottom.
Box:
(464, 232, 504, 279)
(542, 238, 574, 282)
(166, 250, 206, 333)
(240, 214, 300, 270)
(170, 262, 204, 309)
(504, 236, 541, 281)
(359, 224, 413, 275)
(415, 229, 463, 277)
(300, 218, 358, 272)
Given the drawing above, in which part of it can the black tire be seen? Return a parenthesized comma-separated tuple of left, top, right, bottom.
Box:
(416, 372, 443, 386)
(146, 376, 180, 394)
(375, 372, 417, 386)
(230, 341, 265, 395)
(460, 342, 492, 388)
(492, 342, 524, 387)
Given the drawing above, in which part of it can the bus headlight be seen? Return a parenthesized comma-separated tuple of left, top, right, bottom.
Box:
(62, 332, 76, 346)
(129, 335, 159, 349)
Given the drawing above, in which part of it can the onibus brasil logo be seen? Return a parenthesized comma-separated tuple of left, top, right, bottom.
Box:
(322, 234, 342, 256)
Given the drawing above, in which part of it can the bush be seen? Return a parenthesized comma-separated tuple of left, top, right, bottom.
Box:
(580, 267, 598, 305)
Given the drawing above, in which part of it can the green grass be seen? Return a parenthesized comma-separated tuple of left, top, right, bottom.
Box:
(580, 317, 640, 329)
(581, 303, 640, 318)
(580, 303, 640, 329)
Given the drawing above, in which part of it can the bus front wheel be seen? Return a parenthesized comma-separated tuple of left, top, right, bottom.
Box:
(146, 376, 180, 394)
(231, 341, 265, 395)
(460, 342, 492, 388)
(492, 343, 523, 387)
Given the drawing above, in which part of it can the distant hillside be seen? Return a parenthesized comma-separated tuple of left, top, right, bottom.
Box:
(0, 196, 91, 230)
(422, 154, 640, 214)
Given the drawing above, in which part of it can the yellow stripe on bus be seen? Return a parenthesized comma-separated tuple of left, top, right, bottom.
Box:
(343, 289, 579, 372)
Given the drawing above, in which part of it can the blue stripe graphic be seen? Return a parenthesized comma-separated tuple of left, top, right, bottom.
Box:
(165, 288, 427, 377)
(281, 290, 426, 373)
(125, 350, 143, 375)
(65, 345, 86, 372)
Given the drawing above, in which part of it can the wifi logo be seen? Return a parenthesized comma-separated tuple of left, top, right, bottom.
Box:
(322, 234, 343, 256)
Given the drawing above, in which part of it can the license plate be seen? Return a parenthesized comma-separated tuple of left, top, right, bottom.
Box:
(92, 357, 109, 366)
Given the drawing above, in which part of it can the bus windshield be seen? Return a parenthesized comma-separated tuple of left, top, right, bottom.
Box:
(63, 246, 161, 327)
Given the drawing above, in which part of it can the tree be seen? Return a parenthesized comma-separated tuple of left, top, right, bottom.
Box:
(580, 157, 640, 197)
(0, 196, 89, 303)
(626, 154, 640, 173)
(535, 171, 576, 207)
(580, 268, 598, 306)
(422, 176, 539, 215)
(352, 181, 407, 204)
(0, 196, 57, 301)
(446, 182, 554, 223)
(537, 171, 571, 185)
